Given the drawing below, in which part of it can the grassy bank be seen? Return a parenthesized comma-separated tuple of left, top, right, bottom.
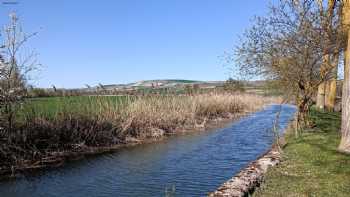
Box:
(0, 93, 278, 177)
(254, 109, 350, 196)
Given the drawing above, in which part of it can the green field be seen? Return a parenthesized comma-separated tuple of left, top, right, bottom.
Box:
(254, 109, 350, 197)
(20, 96, 132, 119)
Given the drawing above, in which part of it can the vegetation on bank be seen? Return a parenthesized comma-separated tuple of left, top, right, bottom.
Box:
(0, 93, 279, 176)
(254, 109, 350, 197)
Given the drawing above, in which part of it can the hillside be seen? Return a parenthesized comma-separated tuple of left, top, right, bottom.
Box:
(89, 79, 224, 91)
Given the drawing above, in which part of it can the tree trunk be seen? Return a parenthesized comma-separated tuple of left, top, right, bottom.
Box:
(316, 82, 326, 110)
(317, 0, 337, 111)
(326, 79, 337, 111)
(316, 53, 329, 110)
(339, 47, 350, 153)
(338, 0, 350, 153)
(297, 94, 312, 130)
(325, 55, 339, 111)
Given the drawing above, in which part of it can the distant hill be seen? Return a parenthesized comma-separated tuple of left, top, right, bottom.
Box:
(87, 79, 223, 91)
(44, 79, 271, 94)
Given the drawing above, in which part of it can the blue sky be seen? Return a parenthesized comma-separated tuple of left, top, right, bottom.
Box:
(0, 0, 270, 88)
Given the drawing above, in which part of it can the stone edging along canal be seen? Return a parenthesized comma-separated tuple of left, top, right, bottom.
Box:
(208, 117, 295, 197)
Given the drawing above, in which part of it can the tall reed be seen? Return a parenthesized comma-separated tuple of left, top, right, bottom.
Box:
(0, 93, 280, 170)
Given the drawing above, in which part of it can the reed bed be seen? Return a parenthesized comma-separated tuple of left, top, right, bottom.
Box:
(0, 93, 280, 175)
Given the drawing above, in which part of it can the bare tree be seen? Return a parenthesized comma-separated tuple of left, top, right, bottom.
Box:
(0, 13, 39, 131)
(234, 0, 342, 132)
(338, 0, 350, 153)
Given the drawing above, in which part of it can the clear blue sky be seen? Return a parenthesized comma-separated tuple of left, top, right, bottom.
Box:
(0, 0, 270, 88)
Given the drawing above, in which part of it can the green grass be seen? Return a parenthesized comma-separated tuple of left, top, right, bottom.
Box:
(19, 96, 132, 119)
(254, 109, 350, 197)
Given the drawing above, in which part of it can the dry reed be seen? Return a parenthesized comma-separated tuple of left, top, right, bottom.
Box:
(0, 93, 280, 174)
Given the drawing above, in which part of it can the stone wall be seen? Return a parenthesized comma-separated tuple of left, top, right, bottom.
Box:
(208, 149, 281, 197)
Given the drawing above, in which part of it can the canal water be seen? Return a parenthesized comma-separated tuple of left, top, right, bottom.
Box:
(0, 104, 296, 197)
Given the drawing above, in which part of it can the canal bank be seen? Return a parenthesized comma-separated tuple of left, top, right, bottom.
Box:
(208, 123, 293, 197)
(253, 109, 350, 197)
(0, 110, 247, 180)
(209, 104, 297, 197)
(0, 105, 296, 197)
(1, 94, 275, 180)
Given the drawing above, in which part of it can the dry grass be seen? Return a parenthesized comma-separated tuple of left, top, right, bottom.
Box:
(0, 93, 280, 174)
(121, 94, 279, 138)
